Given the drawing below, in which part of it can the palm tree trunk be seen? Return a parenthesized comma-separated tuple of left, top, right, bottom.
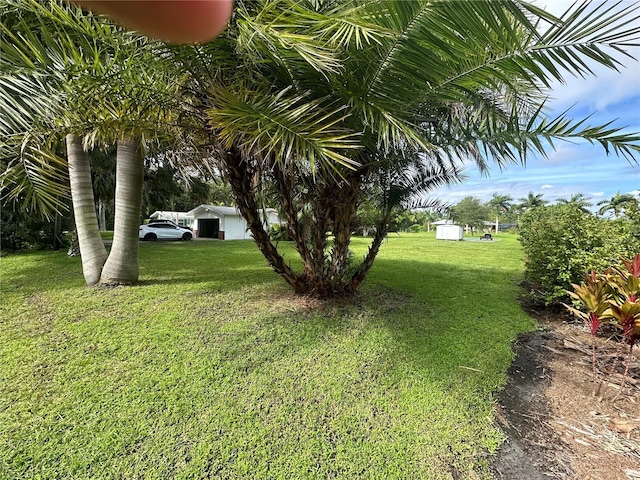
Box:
(223, 149, 303, 290)
(66, 134, 108, 286)
(99, 138, 144, 285)
(309, 193, 331, 291)
(52, 206, 62, 250)
(272, 165, 314, 277)
(348, 212, 391, 293)
(97, 198, 106, 231)
(328, 178, 359, 284)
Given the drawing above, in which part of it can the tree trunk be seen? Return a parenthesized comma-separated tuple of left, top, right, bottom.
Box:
(328, 178, 359, 285)
(273, 165, 314, 277)
(348, 213, 391, 293)
(223, 149, 303, 290)
(97, 198, 107, 231)
(99, 138, 144, 285)
(66, 134, 108, 286)
(52, 207, 62, 251)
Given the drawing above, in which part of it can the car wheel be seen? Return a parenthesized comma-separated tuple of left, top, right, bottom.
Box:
(182, 232, 193, 241)
(144, 233, 157, 241)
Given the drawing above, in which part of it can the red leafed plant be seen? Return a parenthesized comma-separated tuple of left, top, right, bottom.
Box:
(565, 271, 611, 393)
(565, 254, 640, 395)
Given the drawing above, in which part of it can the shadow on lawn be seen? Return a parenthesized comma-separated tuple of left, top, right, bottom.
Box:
(182, 255, 532, 390)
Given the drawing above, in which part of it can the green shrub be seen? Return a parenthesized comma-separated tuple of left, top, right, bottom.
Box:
(268, 223, 291, 241)
(1, 207, 70, 251)
(519, 204, 640, 305)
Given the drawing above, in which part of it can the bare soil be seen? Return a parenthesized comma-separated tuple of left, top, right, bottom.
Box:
(492, 306, 640, 480)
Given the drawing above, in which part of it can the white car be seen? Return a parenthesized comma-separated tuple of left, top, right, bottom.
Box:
(139, 220, 193, 241)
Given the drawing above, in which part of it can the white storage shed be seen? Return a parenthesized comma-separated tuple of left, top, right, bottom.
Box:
(435, 223, 463, 241)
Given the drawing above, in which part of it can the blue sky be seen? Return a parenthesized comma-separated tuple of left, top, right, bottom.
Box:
(428, 0, 640, 208)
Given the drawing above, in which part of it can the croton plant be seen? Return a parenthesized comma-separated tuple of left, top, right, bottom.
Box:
(567, 254, 640, 345)
(565, 254, 640, 391)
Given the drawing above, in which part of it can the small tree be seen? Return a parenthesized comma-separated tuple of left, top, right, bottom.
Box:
(450, 197, 490, 235)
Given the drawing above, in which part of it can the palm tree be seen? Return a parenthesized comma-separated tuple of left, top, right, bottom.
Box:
(556, 193, 592, 214)
(1, 0, 177, 285)
(487, 194, 514, 232)
(597, 192, 638, 218)
(172, 0, 640, 297)
(519, 192, 549, 211)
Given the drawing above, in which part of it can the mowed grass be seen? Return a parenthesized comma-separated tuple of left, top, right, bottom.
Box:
(0, 233, 535, 479)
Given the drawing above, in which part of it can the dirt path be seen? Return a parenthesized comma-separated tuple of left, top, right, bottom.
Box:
(492, 309, 640, 480)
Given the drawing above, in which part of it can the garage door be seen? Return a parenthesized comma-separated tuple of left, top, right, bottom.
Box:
(198, 218, 220, 238)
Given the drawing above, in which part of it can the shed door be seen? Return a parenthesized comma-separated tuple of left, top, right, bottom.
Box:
(198, 218, 220, 238)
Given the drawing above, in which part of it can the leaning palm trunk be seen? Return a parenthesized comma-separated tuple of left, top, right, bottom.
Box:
(348, 214, 391, 293)
(99, 138, 144, 285)
(66, 134, 107, 285)
(223, 149, 306, 291)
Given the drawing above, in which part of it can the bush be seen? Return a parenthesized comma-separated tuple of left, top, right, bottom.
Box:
(1, 206, 70, 251)
(519, 204, 640, 305)
(268, 223, 291, 241)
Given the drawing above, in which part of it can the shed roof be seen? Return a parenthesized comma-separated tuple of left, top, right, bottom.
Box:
(432, 219, 456, 225)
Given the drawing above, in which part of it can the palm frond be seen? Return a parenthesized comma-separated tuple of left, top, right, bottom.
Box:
(1, 144, 69, 219)
(207, 85, 361, 172)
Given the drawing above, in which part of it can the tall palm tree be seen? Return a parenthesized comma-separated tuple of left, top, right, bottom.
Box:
(487, 193, 514, 232)
(597, 192, 638, 218)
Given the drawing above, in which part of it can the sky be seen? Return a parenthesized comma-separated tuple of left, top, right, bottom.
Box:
(427, 0, 640, 208)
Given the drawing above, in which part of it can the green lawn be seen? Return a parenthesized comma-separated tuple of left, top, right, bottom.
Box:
(0, 233, 535, 479)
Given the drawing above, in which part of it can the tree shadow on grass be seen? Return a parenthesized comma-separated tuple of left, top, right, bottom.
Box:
(181, 254, 533, 391)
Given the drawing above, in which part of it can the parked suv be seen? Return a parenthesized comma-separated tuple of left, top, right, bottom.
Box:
(139, 220, 193, 241)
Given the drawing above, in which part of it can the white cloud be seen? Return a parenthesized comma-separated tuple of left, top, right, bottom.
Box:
(531, 0, 640, 113)
(540, 184, 554, 189)
(546, 59, 640, 113)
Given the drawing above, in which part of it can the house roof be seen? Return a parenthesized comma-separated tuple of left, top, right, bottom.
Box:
(186, 205, 241, 217)
(150, 210, 189, 218)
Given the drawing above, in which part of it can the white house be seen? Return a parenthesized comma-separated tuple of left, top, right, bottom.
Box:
(186, 205, 281, 240)
(434, 220, 463, 241)
(149, 211, 193, 228)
